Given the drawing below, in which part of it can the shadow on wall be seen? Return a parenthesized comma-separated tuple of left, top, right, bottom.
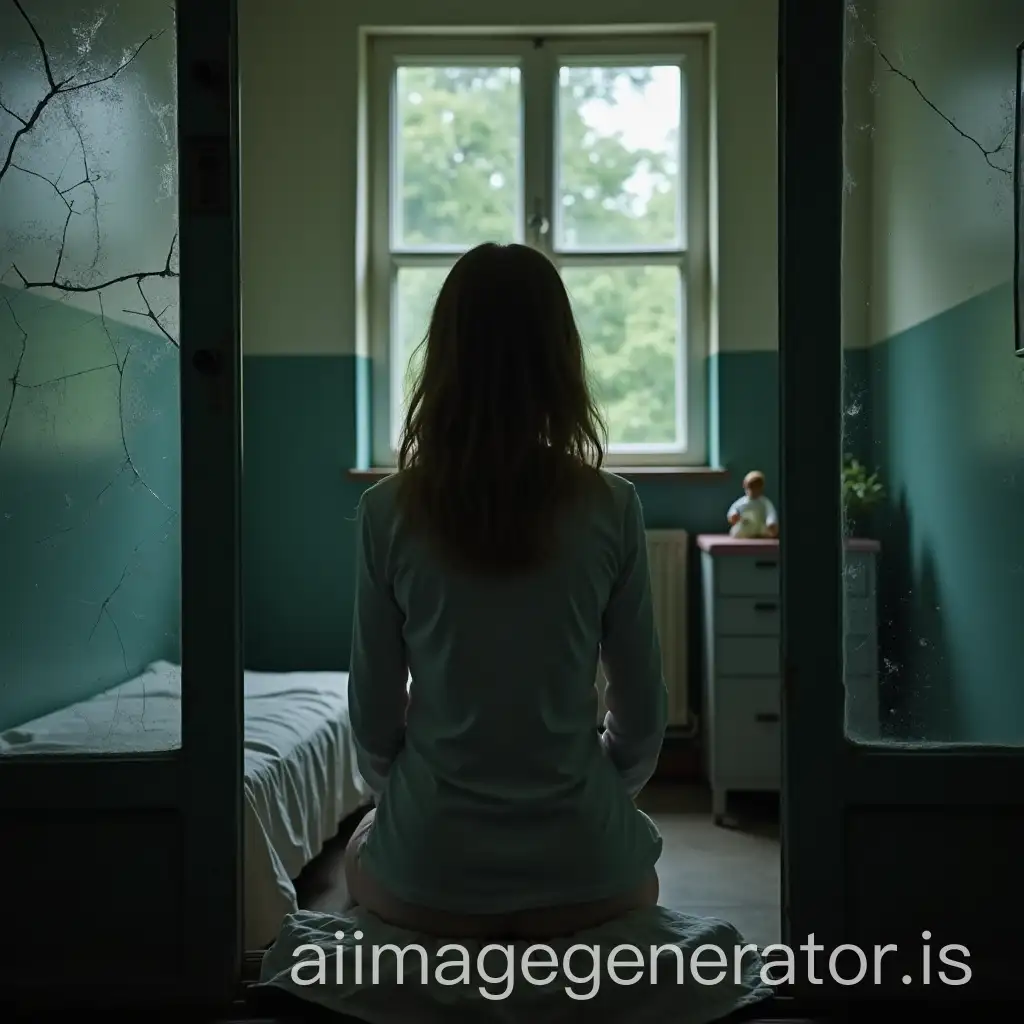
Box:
(871, 489, 955, 742)
(867, 284, 1024, 746)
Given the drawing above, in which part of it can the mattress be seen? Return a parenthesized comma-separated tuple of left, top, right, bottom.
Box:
(0, 661, 373, 948)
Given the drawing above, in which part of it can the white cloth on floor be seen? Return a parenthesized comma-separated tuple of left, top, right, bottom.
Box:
(258, 905, 772, 1024)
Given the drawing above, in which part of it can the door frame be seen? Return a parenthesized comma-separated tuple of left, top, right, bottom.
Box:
(0, 0, 242, 1007)
(777, 0, 847, 966)
(178, 0, 243, 1003)
(779, 0, 1024, 1001)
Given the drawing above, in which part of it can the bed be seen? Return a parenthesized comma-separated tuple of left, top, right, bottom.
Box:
(0, 661, 373, 949)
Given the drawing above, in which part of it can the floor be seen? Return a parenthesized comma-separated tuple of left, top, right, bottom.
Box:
(295, 782, 781, 948)
(638, 784, 780, 947)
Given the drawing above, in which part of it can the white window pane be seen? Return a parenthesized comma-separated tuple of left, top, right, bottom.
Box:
(392, 266, 450, 439)
(562, 265, 683, 448)
(556, 65, 682, 250)
(394, 66, 521, 248)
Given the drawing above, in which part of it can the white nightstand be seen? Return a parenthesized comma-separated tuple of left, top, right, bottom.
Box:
(697, 535, 881, 823)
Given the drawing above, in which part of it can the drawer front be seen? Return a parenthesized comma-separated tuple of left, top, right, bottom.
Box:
(713, 678, 781, 783)
(713, 552, 873, 598)
(717, 636, 780, 676)
(715, 556, 779, 597)
(716, 596, 781, 636)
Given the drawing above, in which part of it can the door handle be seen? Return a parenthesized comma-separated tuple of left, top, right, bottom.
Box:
(754, 712, 780, 723)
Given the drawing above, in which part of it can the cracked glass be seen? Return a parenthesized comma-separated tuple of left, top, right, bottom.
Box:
(841, 1, 1024, 745)
(0, 0, 180, 755)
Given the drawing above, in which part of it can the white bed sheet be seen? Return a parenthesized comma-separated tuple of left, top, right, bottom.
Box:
(0, 660, 373, 949)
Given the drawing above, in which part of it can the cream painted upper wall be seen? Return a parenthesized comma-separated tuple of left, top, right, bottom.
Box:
(238, 0, 777, 357)
(865, 0, 1019, 343)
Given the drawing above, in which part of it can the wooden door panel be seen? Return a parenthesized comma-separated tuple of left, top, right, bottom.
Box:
(845, 804, 1022, 946)
(0, 0, 241, 1005)
(844, 804, 1023, 995)
(779, 0, 1024, 1001)
(3, 810, 185, 991)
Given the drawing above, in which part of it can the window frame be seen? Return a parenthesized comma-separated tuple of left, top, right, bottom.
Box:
(366, 32, 711, 468)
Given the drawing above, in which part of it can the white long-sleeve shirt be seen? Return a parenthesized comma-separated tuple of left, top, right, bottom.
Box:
(348, 470, 666, 914)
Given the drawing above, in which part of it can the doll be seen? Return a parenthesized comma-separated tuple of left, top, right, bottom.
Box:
(727, 470, 779, 539)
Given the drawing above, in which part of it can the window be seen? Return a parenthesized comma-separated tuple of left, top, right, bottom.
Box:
(366, 34, 710, 467)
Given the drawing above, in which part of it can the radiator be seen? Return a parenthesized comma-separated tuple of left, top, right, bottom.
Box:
(596, 529, 691, 729)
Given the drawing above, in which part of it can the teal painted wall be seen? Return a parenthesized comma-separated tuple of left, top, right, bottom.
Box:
(241, 355, 361, 671)
(241, 350, 779, 678)
(0, 305, 780, 728)
(860, 283, 1024, 743)
(0, 285, 180, 731)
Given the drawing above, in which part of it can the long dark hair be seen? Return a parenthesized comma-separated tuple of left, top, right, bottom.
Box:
(396, 242, 606, 573)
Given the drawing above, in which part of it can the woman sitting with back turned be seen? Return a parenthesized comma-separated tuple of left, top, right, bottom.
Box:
(345, 241, 668, 940)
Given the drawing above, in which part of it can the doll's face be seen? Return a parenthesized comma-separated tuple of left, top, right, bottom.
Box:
(745, 480, 763, 499)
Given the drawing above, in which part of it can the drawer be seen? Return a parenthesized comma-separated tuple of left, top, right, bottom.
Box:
(713, 678, 781, 783)
(716, 596, 780, 636)
(714, 556, 779, 597)
(717, 636, 779, 676)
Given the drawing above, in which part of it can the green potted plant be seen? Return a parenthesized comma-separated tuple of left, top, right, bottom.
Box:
(842, 454, 884, 535)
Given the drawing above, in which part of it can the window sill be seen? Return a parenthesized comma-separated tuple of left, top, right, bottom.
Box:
(347, 465, 728, 482)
